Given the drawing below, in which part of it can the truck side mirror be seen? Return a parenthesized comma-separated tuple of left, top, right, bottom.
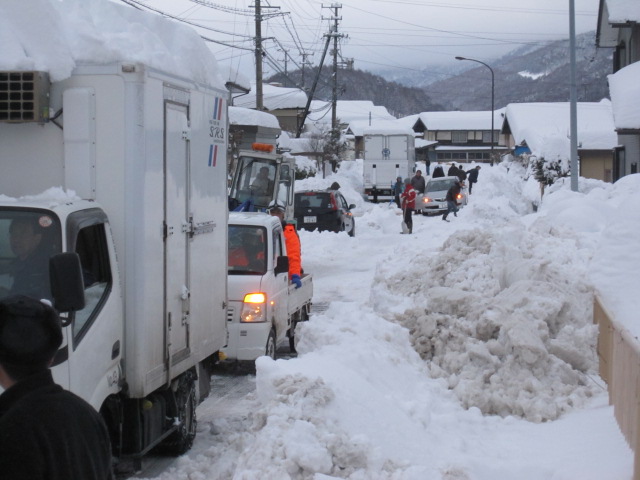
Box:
(49, 253, 86, 313)
(274, 255, 289, 276)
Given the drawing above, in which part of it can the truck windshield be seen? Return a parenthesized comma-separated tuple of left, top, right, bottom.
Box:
(0, 209, 62, 302)
(229, 157, 278, 211)
(228, 225, 267, 275)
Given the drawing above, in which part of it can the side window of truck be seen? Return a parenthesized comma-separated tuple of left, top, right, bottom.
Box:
(67, 210, 112, 347)
(273, 227, 283, 263)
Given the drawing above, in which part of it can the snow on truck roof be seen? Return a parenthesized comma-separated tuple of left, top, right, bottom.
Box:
(0, 0, 225, 89)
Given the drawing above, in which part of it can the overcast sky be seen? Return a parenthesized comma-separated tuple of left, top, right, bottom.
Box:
(134, 0, 601, 81)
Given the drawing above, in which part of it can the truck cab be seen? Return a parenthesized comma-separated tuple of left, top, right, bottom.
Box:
(224, 212, 312, 362)
(228, 143, 296, 220)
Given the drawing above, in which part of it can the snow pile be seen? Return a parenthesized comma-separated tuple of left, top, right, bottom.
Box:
(369, 163, 600, 422)
(375, 223, 597, 422)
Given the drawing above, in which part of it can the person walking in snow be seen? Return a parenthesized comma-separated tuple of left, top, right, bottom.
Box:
(393, 176, 404, 208)
(0, 295, 114, 480)
(447, 163, 460, 178)
(400, 179, 416, 234)
(432, 165, 445, 178)
(425, 158, 431, 175)
(442, 180, 462, 222)
(410, 170, 426, 194)
(466, 165, 481, 194)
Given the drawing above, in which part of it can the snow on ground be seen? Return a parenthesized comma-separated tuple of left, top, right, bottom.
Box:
(140, 161, 634, 480)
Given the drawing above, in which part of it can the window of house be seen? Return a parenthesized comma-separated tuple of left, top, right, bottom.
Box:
(482, 131, 494, 143)
(436, 131, 452, 141)
(452, 131, 468, 143)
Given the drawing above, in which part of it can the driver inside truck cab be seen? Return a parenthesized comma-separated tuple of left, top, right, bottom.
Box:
(0, 216, 54, 301)
(251, 167, 274, 198)
(228, 228, 266, 273)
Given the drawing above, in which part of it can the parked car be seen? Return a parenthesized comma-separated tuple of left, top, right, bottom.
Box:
(415, 176, 468, 216)
(294, 189, 356, 236)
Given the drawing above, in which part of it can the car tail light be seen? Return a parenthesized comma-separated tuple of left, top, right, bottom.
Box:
(330, 194, 338, 210)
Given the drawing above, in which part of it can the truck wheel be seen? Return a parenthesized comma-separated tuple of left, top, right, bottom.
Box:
(162, 371, 197, 455)
(266, 328, 277, 360)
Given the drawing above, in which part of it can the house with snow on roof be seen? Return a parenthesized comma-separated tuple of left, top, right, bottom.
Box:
(501, 101, 618, 182)
(233, 83, 307, 134)
(406, 110, 507, 166)
(596, 0, 640, 180)
(305, 100, 396, 133)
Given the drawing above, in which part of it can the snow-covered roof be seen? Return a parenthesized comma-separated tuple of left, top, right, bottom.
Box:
(605, 0, 640, 23)
(608, 62, 640, 130)
(396, 114, 420, 129)
(417, 110, 505, 131)
(345, 119, 404, 137)
(362, 124, 414, 136)
(415, 138, 438, 148)
(234, 83, 308, 110)
(229, 106, 281, 130)
(504, 101, 618, 158)
(0, 0, 225, 89)
(306, 100, 395, 125)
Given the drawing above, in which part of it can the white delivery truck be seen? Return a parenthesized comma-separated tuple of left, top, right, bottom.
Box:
(363, 127, 416, 202)
(228, 143, 296, 220)
(224, 212, 312, 361)
(0, 65, 228, 464)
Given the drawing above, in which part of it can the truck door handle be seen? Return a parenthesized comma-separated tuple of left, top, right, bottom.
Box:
(112, 340, 120, 360)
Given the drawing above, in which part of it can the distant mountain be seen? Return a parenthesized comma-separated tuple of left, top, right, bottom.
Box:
(265, 31, 612, 116)
(425, 31, 612, 110)
(266, 67, 444, 118)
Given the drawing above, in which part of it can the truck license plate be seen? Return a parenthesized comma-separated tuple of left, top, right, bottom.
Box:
(304, 216, 317, 223)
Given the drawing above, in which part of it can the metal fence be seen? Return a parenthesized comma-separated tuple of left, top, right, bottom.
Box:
(594, 294, 640, 479)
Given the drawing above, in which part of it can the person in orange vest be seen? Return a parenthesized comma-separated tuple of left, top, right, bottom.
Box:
(268, 203, 302, 288)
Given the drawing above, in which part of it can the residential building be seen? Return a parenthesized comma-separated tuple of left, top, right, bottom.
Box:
(501, 101, 618, 182)
(408, 110, 507, 165)
(597, 0, 640, 179)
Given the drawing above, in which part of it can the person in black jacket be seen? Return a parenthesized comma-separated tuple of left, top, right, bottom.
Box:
(447, 163, 460, 178)
(442, 180, 462, 222)
(432, 165, 445, 178)
(0, 295, 113, 480)
(466, 165, 481, 194)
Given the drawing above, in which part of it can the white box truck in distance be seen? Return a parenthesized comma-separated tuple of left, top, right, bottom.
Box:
(0, 65, 228, 464)
(362, 127, 416, 202)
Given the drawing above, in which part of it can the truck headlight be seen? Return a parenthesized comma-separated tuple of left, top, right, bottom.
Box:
(240, 292, 267, 323)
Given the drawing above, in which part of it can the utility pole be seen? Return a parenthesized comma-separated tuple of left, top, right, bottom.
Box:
(251, 1, 281, 110)
(254, 0, 264, 110)
(569, 0, 579, 192)
(301, 52, 313, 89)
(323, 3, 345, 172)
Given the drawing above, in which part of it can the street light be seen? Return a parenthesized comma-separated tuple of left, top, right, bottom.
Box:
(455, 56, 495, 165)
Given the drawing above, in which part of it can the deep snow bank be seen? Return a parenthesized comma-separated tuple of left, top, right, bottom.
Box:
(371, 166, 600, 422)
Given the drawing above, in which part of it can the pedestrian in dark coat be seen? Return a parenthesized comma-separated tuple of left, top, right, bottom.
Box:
(432, 165, 445, 178)
(410, 170, 426, 194)
(457, 167, 467, 183)
(466, 165, 481, 194)
(0, 295, 113, 480)
(400, 180, 416, 234)
(393, 176, 403, 208)
(447, 163, 460, 177)
(442, 181, 462, 222)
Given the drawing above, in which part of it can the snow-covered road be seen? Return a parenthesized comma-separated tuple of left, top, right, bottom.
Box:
(133, 161, 633, 480)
